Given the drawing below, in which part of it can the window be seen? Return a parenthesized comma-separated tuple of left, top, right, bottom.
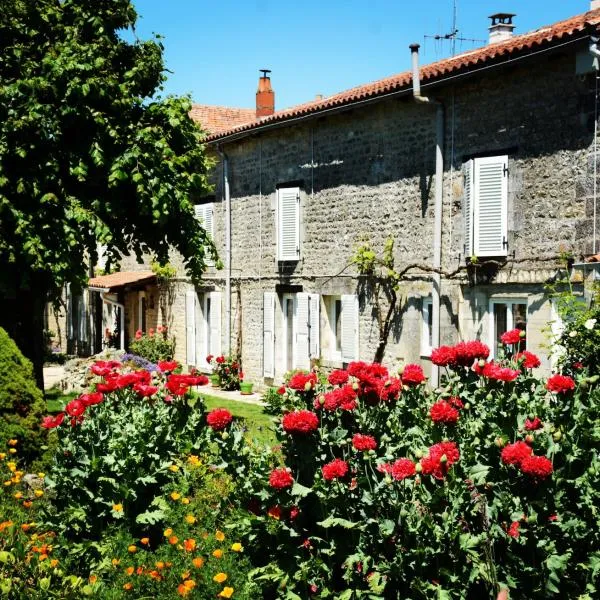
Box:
(194, 203, 214, 265)
(322, 295, 359, 363)
(185, 290, 221, 369)
(276, 187, 300, 261)
(464, 155, 508, 257)
(138, 292, 146, 332)
(489, 298, 527, 358)
(421, 298, 433, 356)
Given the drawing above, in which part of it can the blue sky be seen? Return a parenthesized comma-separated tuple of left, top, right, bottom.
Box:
(132, 0, 593, 110)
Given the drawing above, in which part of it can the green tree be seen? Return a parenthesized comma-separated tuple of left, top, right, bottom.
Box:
(0, 0, 216, 386)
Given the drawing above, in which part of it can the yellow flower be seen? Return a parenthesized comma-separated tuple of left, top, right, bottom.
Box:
(170, 492, 181, 501)
(219, 587, 234, 599)
(213, 572, 228, 583)
(37, 473, 45, 479)
(89, 575, 98, 584)
(184, 579, 196, 590)
(125, 567, 134, 575)
(113, 503, 123, 512)
(185, 514, 196, 525)
(183, 538, 196, 552)
(181, 570, 191, 580)
(187, 455, 201, 467)
(34, 490, 44, 498)
(8, 448, 16, 454)
(169, 465, 179, 472)
(215, 530, 225, 542)
(50, 559, 59, 568)
(231, 543, 243, 552)
(7, 439, 17, 446)
(212, 549, 223, 559)
(0, 453, 5, 460)
(140, 537, 150, 545)
(181, 497, 190, 505)
(14, 491, 22, 499)
(155, 561, 165, 570)
(168, 535, 179, 545)
(3, 481, 11, 487)
(192, 557, 204, 568)
(112, 558, 120, 567)
(7, 462, 16, 472)
(123, 582, 133, 591)
(164, 528, 173, 537)
(127, 545, 137, 553)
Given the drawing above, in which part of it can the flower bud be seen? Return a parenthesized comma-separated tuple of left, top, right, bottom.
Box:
(525, 434, 534, 444)
(439, 454, 448, 464)
(478, 359, 486, 368)
(495, 437, 505, 448)
(415, 463, 423, 473)
(318, 395, 325, 405)
(352, 382, 360, 391)
(552, 431, 562, 442)
(464, 402, 471, 410)
(304, 381, 312, 392)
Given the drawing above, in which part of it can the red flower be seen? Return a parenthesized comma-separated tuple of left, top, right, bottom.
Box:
(507, 521, 520, 538)
(288, 372, 318, 392)
(269, 468, 294, 489)
(158, 360, 179, 372)
(520, 455, 553, 479)
(277, 386, 286, 395)
(515, 351, 541, 369)
(475, 361, 519, 382)
(215, 356, 225, 364)
(500, 328, 524, 345)
(165, 378, 189, 396)
(206, 354, 214, 364)
(501, 441, 532, 466)
(133, 383, 159, 397)
(289, 506, 300, 520)
(430, 345, 457, 367)
(546, 374, 575, 394)
(79, 392, 104, 407)
(420, 441, 460, 479)
(377, 378, 402, 403)
(430, 400, 459, 424)
(148, 328, 155, 336)
(267, 505, 282, 520)
(391, 458, 416, 480)
(41, 412, 65, 429)
(206, 408, 233, 431)
(454, 340, 490, 367)
(65, 399, 85, 418)
(352, 433, 377, 451)
(282, 410, 319, 434)
(315, 385, 357, 411)
(449, 396, 464, 409)
(401, 364, 426, 386)
(524, 417, 543, 431)
(135, 329, 143, 340)
(328, 370, 349, 386)
(322, 458, 349, 481)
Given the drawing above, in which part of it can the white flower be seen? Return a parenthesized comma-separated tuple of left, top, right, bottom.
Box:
(584, 318, 597, 330)
(569, 330, 578, 338)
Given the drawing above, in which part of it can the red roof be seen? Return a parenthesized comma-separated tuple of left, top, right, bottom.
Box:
(189, 105, 256, 136)
(87, 271, 156, 291)
(206, 7, 600, 142)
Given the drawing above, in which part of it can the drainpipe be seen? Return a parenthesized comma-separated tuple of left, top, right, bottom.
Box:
(590, 37, 600, 254)
(410, 43, 444, 388)
(217, 145, 232, 355)
(100, 292, 125, 350)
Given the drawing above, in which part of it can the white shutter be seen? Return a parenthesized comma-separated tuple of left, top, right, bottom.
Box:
(209, 291, 221, 357)
(195, 203, 214, 265)
(277, 187, 300, 261)
(473, 155, 508, 257)
(463, 160, 474, 257)
(194, 292, 204, 368)
(341, 294, 359, 363)
(296, 292, 310, 370)
(78, 294, 87, 343)
(67, 285, 74, 339)
(309, 294, 320, 359)
(185, 290, 196, 365)
(263, 292, 276, 377)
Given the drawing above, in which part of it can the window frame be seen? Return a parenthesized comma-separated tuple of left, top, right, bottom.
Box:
(276, 186, 300, 262)
(488, 297, 528, 358)
(323, 295, 343, 363)
(421, 297, 433, 357)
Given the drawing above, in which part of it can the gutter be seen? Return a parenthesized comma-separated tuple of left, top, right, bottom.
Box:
(410, 43, 444, 389)
(100, 292, 125, 350)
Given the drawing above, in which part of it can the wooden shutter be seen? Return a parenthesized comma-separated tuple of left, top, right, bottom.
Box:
(309, 294, 320, 359)
(185, 290, 196, 365)
(78, 293, 87, 343)
(473, 155, 508, 257)
(263, 292, 276, 378)
(195, 203, 214, 265)
(341, 294, 359, 363)
(463, 160, 474, 257)
(296, 292, 310, 370)
(209, 291, 221, 357)
(277, 187, 300, 261)
(194, 292, 205, 368)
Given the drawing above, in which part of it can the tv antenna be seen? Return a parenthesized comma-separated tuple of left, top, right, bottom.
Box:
(424, 0, 484, 57)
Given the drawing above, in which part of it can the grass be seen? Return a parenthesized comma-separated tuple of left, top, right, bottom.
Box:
(45, 387, 77, 413)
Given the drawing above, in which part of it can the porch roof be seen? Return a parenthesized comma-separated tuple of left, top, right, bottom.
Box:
(87, 271, 156, 292)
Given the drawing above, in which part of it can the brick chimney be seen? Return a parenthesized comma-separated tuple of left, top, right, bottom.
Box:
(488, 13, 516, 44)
(256, 69, 275, 118)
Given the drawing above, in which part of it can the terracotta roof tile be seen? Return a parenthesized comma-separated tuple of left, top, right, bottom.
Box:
(189, 105, 256, 136)
(88, 271, 156, 291)
(206, 8, 600, 142)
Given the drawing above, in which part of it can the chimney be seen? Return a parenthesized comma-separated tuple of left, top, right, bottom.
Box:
(593, 0, 600, 10)
(256, 69, 275, 118)
(488, 13, 516, 44)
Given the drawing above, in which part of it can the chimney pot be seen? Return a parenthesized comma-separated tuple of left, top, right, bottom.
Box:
(256, 69, 275, 118)
(488, 12, 516, 44)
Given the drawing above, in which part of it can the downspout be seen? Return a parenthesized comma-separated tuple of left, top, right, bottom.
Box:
(100, 292, 125, 350)
(589, 37, 600, 254)
(216, 145, 232, 355)
(410, 43, 444, 387)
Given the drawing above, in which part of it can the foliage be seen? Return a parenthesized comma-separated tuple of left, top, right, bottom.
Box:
(0, 327, 47, 466)
(262, 386, 288, 416)
(208, 355, 242, 391)
(127, 327, 175, 364)
(42, 359, 210, 541)
(224, 340, 600, 598)
(151, 261, 178, 282)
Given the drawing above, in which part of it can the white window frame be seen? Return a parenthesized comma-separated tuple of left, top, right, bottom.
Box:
(421, 298, 433, 357)
(138, 292, 146, 332)
(276, 186, 300, 262)
(464, 155, 509, 258)
(281, 293, 297, 372)
(323, 295, 343, 362)
(488, 297, 528, 358)
(194, 202, 215, 266)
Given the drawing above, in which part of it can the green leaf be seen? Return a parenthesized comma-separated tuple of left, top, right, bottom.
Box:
(318, 517, 361, 529)
(291, 482, 312, 498)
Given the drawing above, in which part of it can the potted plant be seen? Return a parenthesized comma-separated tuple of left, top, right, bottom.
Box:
(209, 373, 220, 387)
(239, 381, 254, 395)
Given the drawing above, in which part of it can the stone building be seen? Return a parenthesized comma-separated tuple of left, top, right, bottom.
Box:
(86, 6, 600, 386)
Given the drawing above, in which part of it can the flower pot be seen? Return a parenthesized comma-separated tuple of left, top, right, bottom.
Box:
(209, 374, 220, 388)
(239, 382, 254, 395)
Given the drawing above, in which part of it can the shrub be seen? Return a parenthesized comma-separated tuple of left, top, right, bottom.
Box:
(207, 355, 242, 391)
(0, 327, 47, 466)
(128, 327, 175, 363)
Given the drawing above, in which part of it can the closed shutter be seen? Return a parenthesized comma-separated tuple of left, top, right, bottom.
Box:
(473, 155, 508, 257)
(263, 292, 276, 378)
(195, 203, 214, 265)
(209, 291, 221, 357)
(185, 290, 196, 365)
(67, 285, 74, 339)
(78, 293, 87, 343)
(309, 294, 320, 359)
(277, 187, 300, 261)
(341, 294, 359, 363)
(463, 160, 474, 257)
(296, 292, 310, 370)
(194, 292, 204, 368)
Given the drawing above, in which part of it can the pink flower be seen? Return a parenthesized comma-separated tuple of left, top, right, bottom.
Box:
(546, 374, 576, 394)
(148, 328, 155, 336)
(322, 458, 349, 481)
(135, 329, 143, 340)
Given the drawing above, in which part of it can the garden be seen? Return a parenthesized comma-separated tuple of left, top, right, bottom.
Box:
(1, 296, 600, 599)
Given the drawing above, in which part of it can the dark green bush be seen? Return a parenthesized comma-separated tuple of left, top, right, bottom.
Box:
(0, 326, 47, 465)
